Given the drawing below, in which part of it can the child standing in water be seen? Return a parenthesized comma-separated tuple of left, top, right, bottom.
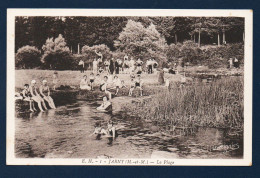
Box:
(52, 71, 58, 90)
(21, 84, 36, 112)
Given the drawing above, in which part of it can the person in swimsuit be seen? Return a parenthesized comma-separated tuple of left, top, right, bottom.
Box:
(128, 78, 136, 96)
(117, 58, 123, 73)
(129, 75, 143, 97)
(104, 59, 110, 73)
(95, 50, 103, 72)
(90, 120, 116, 139)
(115, 59, 120, 74)
(21, 84, 36, 112)
(52, 71, 58, 90)
(112, 75, 125, 96)
(80, 75, 91, 90)
(78, 59, 85, 73)
(40, 80, 56, 109)
(136, 58, 143, 74)
(89, 73, 95, 91)
(93, 59, 98, 74)
(29, 80, 48, 112)
(109, 58, 115, 75)
(147, 59, 153, 74)
(129, 57, 135, 73)
(96, 96, 112, 111)
(100, 76, 112, 100)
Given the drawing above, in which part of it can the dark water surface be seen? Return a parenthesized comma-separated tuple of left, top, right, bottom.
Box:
(15, 100, 243, 159)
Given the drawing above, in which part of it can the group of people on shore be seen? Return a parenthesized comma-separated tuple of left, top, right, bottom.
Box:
(16, 79, 56, 112)
(78, 51, 159, 75)
(80, 72, 143, 111)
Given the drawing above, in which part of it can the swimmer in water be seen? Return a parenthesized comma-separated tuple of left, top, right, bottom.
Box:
(96, 96, 112, 111)
(90, 120, 116, 139)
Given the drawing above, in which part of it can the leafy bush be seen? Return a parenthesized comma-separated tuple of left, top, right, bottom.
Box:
(201, 43, 244, 68)
(41, 34, 73, 70)
(15, 45, 41, 69)
(166, 43, 181, 63)
(81, 44, 112, 61)
(114, 20, 168, 66)
(179, 40, 203, 65)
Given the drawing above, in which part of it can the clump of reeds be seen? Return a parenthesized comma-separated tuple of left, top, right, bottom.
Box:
(124, 77, 244, 131)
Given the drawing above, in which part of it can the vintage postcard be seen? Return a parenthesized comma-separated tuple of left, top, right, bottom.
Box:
(7, 9, 252, 166)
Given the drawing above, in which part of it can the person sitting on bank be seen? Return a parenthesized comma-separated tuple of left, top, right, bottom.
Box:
(30, 80, 48, 112)
(129, 75, 143, 97)
(39, 80, 56, 109)
(21, 84, 36, 112)
(97, 96, 112, 111)
(112, 75, 126, 96)
(80, 75, 91, 90)
(100, 76, 112, 100)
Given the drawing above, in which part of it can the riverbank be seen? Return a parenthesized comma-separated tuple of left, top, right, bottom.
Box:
(15, 68, 244, 134)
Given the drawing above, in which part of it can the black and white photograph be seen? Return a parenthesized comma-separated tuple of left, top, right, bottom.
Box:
(7, 9, 252, 166)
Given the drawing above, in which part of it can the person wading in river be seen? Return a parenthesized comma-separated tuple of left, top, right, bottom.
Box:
(96, 96, 112, 111)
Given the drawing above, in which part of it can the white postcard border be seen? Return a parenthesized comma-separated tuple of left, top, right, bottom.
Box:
(6, 9, 253, 166)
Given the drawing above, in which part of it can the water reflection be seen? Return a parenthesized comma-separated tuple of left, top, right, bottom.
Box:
(15, 100, 243, 159)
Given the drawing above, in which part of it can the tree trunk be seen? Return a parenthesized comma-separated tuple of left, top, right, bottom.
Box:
(78, 43, 80, 54)
(194, 34, 196, 43)
(218, 33, 220, 46)
(243, 32, 245, 42)
(198, 29, 201, 47)
(175, 34, 177, 44)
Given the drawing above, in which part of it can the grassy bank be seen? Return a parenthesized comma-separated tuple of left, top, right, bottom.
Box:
(123, 77, 244, 132)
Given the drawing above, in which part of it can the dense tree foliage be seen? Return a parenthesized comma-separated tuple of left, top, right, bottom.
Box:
(15, 16, 244, 69)
(41, 34, 73, 70)
(15, 16, 244, 52)
(114, 20, 168, 64)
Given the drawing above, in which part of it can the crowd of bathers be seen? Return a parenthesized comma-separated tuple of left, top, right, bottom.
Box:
(78, 52, 159, 75)
(15, 79, 56, 112)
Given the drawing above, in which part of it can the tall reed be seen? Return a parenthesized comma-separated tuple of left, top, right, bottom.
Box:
(125, 77, 244, 130)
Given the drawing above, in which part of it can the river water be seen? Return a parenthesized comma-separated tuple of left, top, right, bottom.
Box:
(15, 99, 243, 159)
